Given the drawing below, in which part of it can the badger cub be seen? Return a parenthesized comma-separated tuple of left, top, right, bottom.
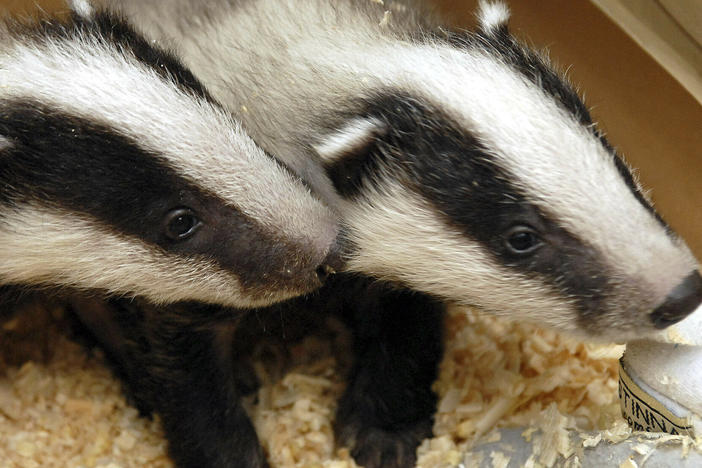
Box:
(108, 0, 702, 466)
(0, 1, 340, 308)
(0, 2, 342, 467)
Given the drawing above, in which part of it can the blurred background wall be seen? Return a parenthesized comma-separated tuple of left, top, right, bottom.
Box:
(2, 0, 701, 258)
(2, 0, 64, 14)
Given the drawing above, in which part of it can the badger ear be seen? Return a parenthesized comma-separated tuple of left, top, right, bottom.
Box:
(313, 117, 387, 164)
(476, 0, 511, 34)
(67, 0, 95, 20)
(313, 116, 387, 197)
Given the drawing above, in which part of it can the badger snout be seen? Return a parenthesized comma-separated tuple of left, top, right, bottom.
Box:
(650, 270, 702, 329)
(315, 238, 345, 282)
(278, 230, 347, 295)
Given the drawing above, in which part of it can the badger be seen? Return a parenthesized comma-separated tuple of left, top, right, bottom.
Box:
(102, 0, 702, 466)
(0, 3, 345, 467)
(0, 0, 341, 309)
(106, 0, 702, 336)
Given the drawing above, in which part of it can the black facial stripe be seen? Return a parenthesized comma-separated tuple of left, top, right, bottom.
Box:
(0, 100, 315, 296)
(326, 93, 611, 318)
(422, 25, 666, 230)
(0, 99, 201, 241)
(464, 28, 667, 231)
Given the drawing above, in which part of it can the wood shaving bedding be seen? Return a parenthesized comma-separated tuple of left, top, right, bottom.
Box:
(0, 300, 169, 468)
(0, 300, 638, 467)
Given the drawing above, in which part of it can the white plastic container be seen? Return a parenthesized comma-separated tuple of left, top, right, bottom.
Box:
(619, 306, 702, 436)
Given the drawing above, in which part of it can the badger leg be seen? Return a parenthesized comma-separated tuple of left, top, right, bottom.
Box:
(70, 297, 268, 468)
(330, 276, 445, 468)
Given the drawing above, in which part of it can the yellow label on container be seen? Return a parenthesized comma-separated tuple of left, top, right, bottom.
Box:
(619, 360, 693, 436)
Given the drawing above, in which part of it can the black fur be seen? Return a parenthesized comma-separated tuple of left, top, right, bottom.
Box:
(323, 127, 386, 199)
(329, 276, 444, 468)
(66, 275, 445, 468)
(68, 296, 268, 468)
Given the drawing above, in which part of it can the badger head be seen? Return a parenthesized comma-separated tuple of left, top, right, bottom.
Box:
(0, 6, 340, 307)
(314, 1, 701, 340)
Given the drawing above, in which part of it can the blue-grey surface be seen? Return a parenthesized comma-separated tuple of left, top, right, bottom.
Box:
(463, 428, 701, 467)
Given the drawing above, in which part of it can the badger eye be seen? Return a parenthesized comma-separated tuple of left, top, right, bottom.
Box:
(505, 225, 542, 255)
(164, 208, 201, 241)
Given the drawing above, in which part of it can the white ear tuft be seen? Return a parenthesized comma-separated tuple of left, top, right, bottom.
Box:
(67, 0, 95, 20)
(313, 117, 386, 163)
(476, 1, 510, 33)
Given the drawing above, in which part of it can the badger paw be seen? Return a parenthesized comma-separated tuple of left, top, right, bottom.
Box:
(336, 417, 433, 468)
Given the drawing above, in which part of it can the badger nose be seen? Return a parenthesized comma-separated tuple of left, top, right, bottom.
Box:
(314, 236, 346, 283)
(315, 264, 335, 283)
(650, 270, 702, 329)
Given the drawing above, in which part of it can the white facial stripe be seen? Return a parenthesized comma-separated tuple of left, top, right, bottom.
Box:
(0, 34, 334, 248)
(0, 204, 291, 307)
(476, 1, 510, 32)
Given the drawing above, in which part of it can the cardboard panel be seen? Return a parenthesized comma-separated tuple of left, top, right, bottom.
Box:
(1, 0, 64, 15)
(659, 0, 702, 46)
(590, 0, 702, 106)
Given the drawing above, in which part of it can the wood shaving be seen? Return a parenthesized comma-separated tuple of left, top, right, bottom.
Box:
(378, 10, 391, 27)
(489, 450, 510, 468)
(619, 456, 638, 468)
(580, 432, 602, 448)
(631, 443, 652, 456)
(530, 403, 575, 466)
(0, 301, 633, 467)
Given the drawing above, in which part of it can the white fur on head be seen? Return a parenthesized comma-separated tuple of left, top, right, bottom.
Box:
(68, 0, 95, 19)
(476, 0, 510, 32)
(314, 117, 385, 163)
